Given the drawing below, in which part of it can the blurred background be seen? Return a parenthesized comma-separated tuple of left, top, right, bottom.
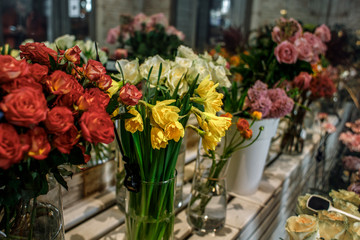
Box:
(1, 0, 359, 52)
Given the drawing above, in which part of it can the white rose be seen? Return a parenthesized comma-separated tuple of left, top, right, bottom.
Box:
(175, 57, 193, 69)
(166, 65, 189, 96)
(55, 34, 75, 50)
(177, 45, 198, 60)
(211, 65, 231, 88)
(187, 58, 212, 84)
(139, 55, 170, 85)
(215, 55, 227, 67)
(201, 51, 213, 61)
(116, 59, 142, 85)
(43, 41, 57, 51)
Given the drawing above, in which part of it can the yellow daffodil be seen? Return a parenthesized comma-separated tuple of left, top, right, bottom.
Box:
(107, 80, 121, 97)
(195, 75, 215, 98)
(164, 121, 184, 142)
(251, 111, 262, 120)
(151, 100, 180, 129)
(151, 127, 168, 150)
(125, 109, 144, 133)
(193, 108, 231, 139)
(201, 131, 220, 152)
(203, 91, 223, 114)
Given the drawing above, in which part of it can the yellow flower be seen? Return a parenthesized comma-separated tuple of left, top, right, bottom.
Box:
(198, 111, 231, 139)
(151, 127, 168, 150)
(196, 75, 215, 98)
(125, 109, 144, 133)
(107, 80, 121, 97)
(203, 91, 223, 114)
(251, 111, 262, 120)
(201, 131, 220, 152)
(152, 100, 180, 129)
(164, 121, 184, 142)
(111, 108, 120, 118)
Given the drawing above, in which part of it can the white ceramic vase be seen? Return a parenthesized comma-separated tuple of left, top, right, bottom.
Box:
(226, 118, 280, 195)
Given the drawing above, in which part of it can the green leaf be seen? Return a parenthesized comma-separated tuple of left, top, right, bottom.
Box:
(52, 169, 68, 191)
(68, 146, 86, 165)
(106, 93, 120, 115)
(112, 112, 135, 120)
(49, 54, 57, 70)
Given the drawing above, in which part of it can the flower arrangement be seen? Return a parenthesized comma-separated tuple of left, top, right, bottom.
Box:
(107, 13, 184, 62)
(0, 42, 133, 238)
(114, 45, 234, 239)
(287, 190, 360, 240)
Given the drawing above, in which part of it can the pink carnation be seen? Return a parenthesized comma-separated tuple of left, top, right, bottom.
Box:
(246, 95, 272, 118)
(345, 120, 360, 133)
(315, 24, 331, 42)
(322, 122, 336, 133)
(106, 26, 120, 44)
(293, 72, 312, 90)
(342, 156, 360, 171)
(339, 131, 360, 152)
(294, 38, 314, 62)
(274, 41, 298, 64)
(267, 88, 294, 118)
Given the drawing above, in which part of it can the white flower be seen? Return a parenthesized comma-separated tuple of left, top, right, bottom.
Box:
(43, 41, 57, 51)
(55, 34, 75, 50)
(177, 45, 198, 60)
(116, 59, 142, 85)
(175, 57, 193, 69)
(75, 40, 108, 64)
(201, 51, 213, 61)
(215, 55, 227, 67)
(187, 58, 212, 84)
(210, 65, 231, 88)
(139, 55, 171, 85)
(165, 64, 189, 96)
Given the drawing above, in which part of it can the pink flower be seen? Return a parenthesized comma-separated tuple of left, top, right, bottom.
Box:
(271, 26, 284, 43)
(294, 38, 314, 62)
(348, 181, 360, 195)
(303, 32, 327, 56)
(114, 48, 128, 60)
(274, 41, 298, 64)
(166, 26, 185, 41)
(106, 26, 120, 44)
(342, 156, 360, 171)
(339, 131, 360, 152)
(317, 112, 328, 121)
(133, 13, 148, 31)
(322, 122, 336, 133)
(148, 13, 168, 28)
(315, 24, 331, 42)
(286, 18, 303, 43)
(267, 88, 294, 118)
(118, 83, 142, 106)
(293, 72, 312, 90)
(345, 119, 360, 133)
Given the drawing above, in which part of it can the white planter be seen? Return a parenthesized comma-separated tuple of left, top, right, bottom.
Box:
(226, 118, 280, 195)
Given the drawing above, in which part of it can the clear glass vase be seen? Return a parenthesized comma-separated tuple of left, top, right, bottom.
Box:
(125, 173, 176, 240)
(0, 175, 65, 240)
(187, 140, 230, 234)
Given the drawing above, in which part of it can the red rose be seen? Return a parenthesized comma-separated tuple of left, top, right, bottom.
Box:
(55, 86, 84, 109)
(0, 123, 27, 169)
(64, 45, 81, 65)
(80, 109, 114, 144)
(84, 59, 106, 82)
(274, 40, 298, 64)
(53, 125, 80, 154)
(97, 74, 112, 91)
(0, 87, 48, 127)
(25, 127, 51, 160)
(20, 42, 58, 67)
(293, 72, 312, 90)
(77, 144, 91, 163)
(118, 83, 142, 106)
(71, 66, 84, 79)
(236, 118, 250, 132)
(45, 106, 74, 134)
(77, 88, 110, 111)
(29, 63, 48, 83)
(46, 70, 79, 95)
(0, 56, 29, 83)
(1, 76, 43, 93)
(310, 73, 336, 98)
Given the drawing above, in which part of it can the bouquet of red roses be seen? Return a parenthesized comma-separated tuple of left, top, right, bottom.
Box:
(0, 42, 139, 238)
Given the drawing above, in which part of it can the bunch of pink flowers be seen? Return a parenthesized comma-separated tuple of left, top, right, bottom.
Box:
(106, 12, 185, 44)
(272, 18, 331, 64)
(244, 80, 294, 118)
(339, 119, 360, 152)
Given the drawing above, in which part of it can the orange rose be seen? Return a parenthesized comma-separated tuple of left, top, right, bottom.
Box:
(1, 76, 43, 93)
(45, 106, 74, 134)
(76, 88, 110, 111)
(46, 70, 79, 95)
(97, 74, 112, 91)
(118, 83, 142, 106)
(84, 59, 106, 82)
(20, 42, 58, 67)
(64, 45, 81, 64)
(0, 56, 29, 83)
(55, 84, 84, 109)
(25, 127, 51, 160)
(0, 123, 27, 169)
(80, 109, 114, 144)
(0, 87, 48, 127)
(53, 125, 80, 154)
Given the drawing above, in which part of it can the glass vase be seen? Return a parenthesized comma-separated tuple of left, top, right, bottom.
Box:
(187, 140, 230, 234)
(125, 173, 176, 240)
(0, 175, 65, 240)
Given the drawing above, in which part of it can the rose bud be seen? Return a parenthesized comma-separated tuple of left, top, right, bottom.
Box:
(97, 74, 112, 91)
(118, 83, 142, 106)
(241, 128, 253, 139)
(84, 59, 106, 82)
(236, 118, 250, 132)
(64, 45, 81, 65)
(20, 42, 58, 67)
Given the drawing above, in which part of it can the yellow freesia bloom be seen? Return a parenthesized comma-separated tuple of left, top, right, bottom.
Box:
(125, 109, 144, 133)
(151, 127, 168, 150)
(202, 131, 220, 152)
(152, 100, 180, 129)
(164, 121, 184, 142)
(107, 80, 121, 97)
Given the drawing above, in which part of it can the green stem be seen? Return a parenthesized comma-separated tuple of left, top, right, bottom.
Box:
(28, 197, 37, 240)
